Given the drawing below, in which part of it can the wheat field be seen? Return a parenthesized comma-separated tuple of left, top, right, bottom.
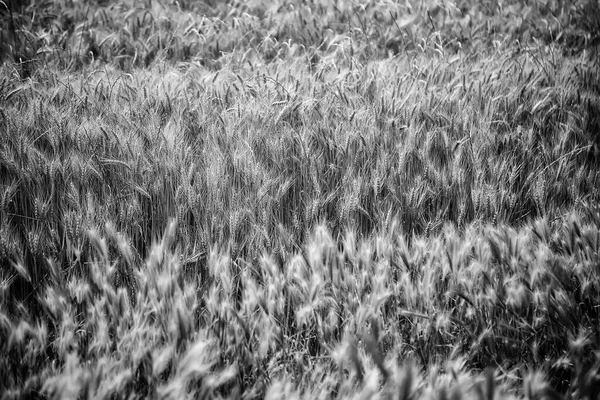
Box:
(1, 0, 600, 399)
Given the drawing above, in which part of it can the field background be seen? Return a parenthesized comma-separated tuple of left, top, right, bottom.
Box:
(1, 0, 600, 398)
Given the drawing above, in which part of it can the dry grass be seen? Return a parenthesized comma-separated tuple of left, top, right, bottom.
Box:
(1, 0, 600, 398)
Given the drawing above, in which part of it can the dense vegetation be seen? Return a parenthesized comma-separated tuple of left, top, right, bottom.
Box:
(1, 0, 600, 398)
